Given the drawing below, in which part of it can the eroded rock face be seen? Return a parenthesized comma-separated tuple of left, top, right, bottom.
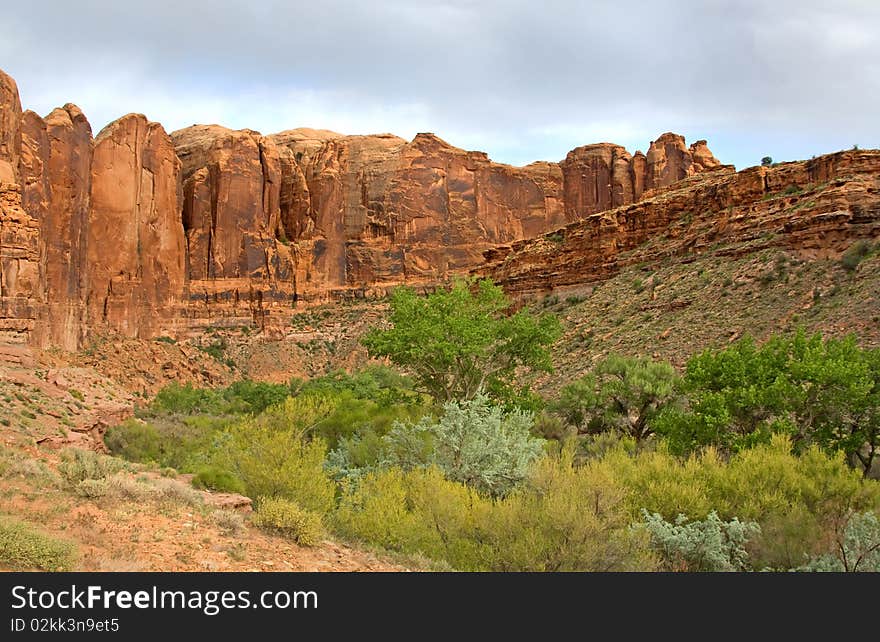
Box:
(44, 104, 92, 351)
(0, 65, 745, 349)
(271, 130, 570, 295)
(88, 114, 186, 338)
(172, 125, 296, 326)
(478, 150, 880, 294)
(0, 73, 45, 344)
(0, 70, 21, 185)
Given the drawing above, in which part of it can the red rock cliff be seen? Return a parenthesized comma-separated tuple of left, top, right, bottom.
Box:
(0, 67, 733, 347)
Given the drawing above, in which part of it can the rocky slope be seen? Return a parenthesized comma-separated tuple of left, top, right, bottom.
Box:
(0, 67, 723, 349)
(478, 150, 880, 293)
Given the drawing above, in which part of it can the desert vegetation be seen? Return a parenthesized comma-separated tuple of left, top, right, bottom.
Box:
(98, 279, 880, 571)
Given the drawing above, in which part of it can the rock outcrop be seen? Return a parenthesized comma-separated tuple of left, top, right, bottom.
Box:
(88, 114, 186, 338)
(478, 150, 880, 294)
(20, 65, 871, 352)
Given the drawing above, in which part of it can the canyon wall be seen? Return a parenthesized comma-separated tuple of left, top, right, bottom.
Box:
(16, 65, 848, 350)
(478, 150, 880, 293)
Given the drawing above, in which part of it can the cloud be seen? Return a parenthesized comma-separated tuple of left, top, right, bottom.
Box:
(3, 0, 878, 169)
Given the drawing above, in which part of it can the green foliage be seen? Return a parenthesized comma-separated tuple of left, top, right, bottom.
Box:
(332, 456, 656, 571)
(0, 515, 76, 571)
(151, 383, 222, 415)
(253, 497, 324, 547)
(840, 239, 874, 272)
(593, 435, 879, 569)
(211, 397, 336, 514)
(105, 419, 162, 464)
(761, 156, 773, 167)
(362, 278, 561, 403)
(192, 465, 246, 494)
(655, 330, 880, 475)
(554, 355, 680, 441)
(382, 395, 543, 497)
(639, 510, 760, 571)
(221, 380, 291, 414)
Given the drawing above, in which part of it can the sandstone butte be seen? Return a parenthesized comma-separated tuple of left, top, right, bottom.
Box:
(1, 66, 878, 351)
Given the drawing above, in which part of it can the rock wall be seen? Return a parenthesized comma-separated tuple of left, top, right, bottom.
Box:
(478, 150, 880, 294)
(0, 66, 739, 348)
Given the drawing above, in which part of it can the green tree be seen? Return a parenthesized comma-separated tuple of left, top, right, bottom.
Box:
(761, 156, 773, 167)
(362, 279, 561, 403)
(553, 355, 680, 442)
(655, 330, 880, 475)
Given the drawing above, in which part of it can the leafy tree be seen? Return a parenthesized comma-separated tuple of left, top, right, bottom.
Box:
(655, 330, 880, 475)
(553, 355, 680, 442)
(383, 395, 544, 497)
(761, 156, 773, 167)
(362, 279, 561, 403)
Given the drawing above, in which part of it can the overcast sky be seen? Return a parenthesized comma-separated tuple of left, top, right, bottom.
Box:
(3, 0, 878, 169)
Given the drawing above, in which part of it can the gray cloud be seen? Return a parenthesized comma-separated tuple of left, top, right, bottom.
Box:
(3, 0, 878, 168)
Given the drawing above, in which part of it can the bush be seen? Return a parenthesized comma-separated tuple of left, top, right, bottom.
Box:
(105, 419, 162, 464)
(639, 510, 760, 571)
(212, 509, 247, 537)
(192, 466, 246, 494)
(0, 515, 76, 571)
(151, 382, 222, 414)
(383, 395, 544, 497)
(211, 398, 337, 514)
(840, 239, 874, 272)
(253, 497, 323, 546)
(799, 511, 880, 572)
(58, 449, 130, 484)
(332, 456, 657, 571)
(592, 435, 880, 570)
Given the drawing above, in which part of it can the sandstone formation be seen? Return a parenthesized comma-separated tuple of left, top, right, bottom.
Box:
(88, 114, 186, 338)
(479, 150, 880, 294)
(17, 64, 876, 354)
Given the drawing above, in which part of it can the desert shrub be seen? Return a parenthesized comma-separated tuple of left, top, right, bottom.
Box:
(151, 382, 222, 414)
(107, 415, 231, 472)
(798, 511, 880, 572)
(105, 419, 162, 464)
(293, 365, 419, 406)
(592, 435, 880, 569)
(58, 448, 130, 484)
(253, 497, 323, 546)
(75, 478, 111, 499)
(212, 509, 247, 537)
(383, 395, 543, 497)
(1, 455, 63, 487)
(840, 239, 874, 272)
(211, 397, 336, 514)
(483, 454, 657, 571)
(311, 390, 430, 451)
(639, 510, 760, 571)
(0, 515, 76, 571)
(151, 477, 204, 507)
(333, 454, 657, 571)
(221, 380, 291, 414)
(192, 465, 246, 494)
